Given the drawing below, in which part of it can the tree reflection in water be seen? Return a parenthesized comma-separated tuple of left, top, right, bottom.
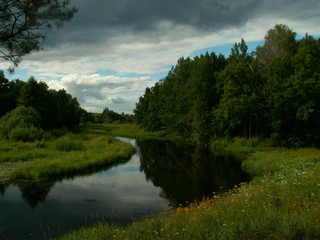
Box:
(138, 139, 249, 206)
(2, 138, 249, 209)
(15, 181, 56, 208)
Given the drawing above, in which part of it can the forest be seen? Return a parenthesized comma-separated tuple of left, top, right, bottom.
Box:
(0, 74, 133, 142)
(0, 75, 83, 141)
(134, 24, 320, 148)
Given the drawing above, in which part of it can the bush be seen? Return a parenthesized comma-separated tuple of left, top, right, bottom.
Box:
(0, 106, 42, 139)
(210, 138, 229, 151)
(8, 126, 45, 142)
(55, 135, 84, 151)
(49, 128, 69, 138)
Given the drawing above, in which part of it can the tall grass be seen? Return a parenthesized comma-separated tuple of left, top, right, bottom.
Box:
(55, 134, 84, 151)
(59, 148, 320, 240)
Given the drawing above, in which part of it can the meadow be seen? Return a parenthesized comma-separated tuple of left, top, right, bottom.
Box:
(0, 125, 135, 183)
(58, 135, 320, 240)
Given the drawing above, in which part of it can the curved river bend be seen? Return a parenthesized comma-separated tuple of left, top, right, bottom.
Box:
(0, 137, 248, 239)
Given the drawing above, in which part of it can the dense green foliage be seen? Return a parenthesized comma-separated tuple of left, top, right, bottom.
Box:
(0, 73, 135, 142)
(0, 75, 83, 139)
(134, 24, 320, 148)
(0, 105, 51, 142)
(81, 107, 134, 124)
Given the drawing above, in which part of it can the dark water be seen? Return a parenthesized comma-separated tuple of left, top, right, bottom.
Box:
(0, 138, 249, 240)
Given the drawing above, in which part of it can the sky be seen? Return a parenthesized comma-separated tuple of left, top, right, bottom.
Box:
(1, 0, 320, 113)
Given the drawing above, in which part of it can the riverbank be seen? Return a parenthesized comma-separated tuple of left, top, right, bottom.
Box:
(58, 138, 320, 239)
(0, 126, 135, 183)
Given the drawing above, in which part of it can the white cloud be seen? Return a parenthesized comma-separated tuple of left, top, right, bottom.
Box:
(45, 74, 156, 113)
(1, 0, 319, 113)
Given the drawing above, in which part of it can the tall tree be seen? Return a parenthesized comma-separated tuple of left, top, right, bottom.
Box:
(213, 39, 260, 138)
(0, 70, 12, 116)
(162, 57, 193, 135)
(188, 53, 226, 142)
(134, 86, 164, 131)
(18, 77, 52, 128)
(49, 88, 81, 128)
(264, 35, 320, 147)
(256, 24, 297, 67)
(0, 0, 77, 70)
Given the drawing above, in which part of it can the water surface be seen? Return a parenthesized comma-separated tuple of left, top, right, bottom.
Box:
(0, 137, 248, 239)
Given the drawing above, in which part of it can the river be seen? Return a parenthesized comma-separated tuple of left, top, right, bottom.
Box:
(0, 137, 248, 239)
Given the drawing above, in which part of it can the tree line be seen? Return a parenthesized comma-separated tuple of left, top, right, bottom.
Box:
(81, 107, 134, 124)
(0, 75, 84, 141)
(0, 73, 134, 141)
(134, 24, 320, 148)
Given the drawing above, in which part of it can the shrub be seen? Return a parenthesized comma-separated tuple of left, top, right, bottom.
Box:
(49, 128, 69, 138)
(8, 126, 45, 142)
(35, 139, 46, 148)
(210, 138, 229, 151)
(55, 135, 84, 151)
(0, 106, 42, 139)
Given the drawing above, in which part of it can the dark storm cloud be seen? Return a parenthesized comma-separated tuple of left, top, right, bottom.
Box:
(14, 0, 319, 114)
(46, 0, 261, 46)
(45, 0, 319, 48)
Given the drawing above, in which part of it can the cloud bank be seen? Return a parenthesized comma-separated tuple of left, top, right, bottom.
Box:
(2, 0, 319, 113)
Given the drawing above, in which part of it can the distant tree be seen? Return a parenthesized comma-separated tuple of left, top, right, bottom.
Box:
(256, 24, 297, 66)
(79, 109, 95, 123)
(100, 107, 120, 123)
(0, 0, 77, 70)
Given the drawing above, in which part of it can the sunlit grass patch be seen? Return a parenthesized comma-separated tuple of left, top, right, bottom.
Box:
(0, 141, 48, 163)
(0, 128, 135, 182)
(10, 135, 135, 180)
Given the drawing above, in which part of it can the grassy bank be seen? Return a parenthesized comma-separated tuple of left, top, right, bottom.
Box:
(98, 123, 183, 141)
(0, 126, 135, 183)
(58, 146, 320, 239)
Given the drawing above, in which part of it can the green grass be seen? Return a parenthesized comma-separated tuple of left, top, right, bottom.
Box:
(2, 124, 319, 239)
(0, 126, 135, 182)
(94, 123, 183, 141)
(58, 147, 320, 240)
